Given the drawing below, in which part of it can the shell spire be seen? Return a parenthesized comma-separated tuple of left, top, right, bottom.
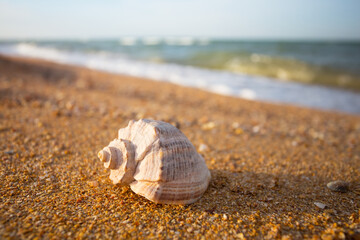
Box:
(98, 138, 136, 185)
(98, 119, 211, 204)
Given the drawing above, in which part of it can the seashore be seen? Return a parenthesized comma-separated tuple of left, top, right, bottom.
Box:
(0, 55, 359, 239)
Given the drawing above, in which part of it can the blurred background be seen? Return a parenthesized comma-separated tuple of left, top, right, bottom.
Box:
(1, 0, 360, 113)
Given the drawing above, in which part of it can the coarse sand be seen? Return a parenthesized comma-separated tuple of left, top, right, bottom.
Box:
(0, 55, 359, 239)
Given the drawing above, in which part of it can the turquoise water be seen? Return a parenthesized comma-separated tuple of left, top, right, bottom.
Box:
(1, 39, 359, 90)
(1, 39, 360, 113)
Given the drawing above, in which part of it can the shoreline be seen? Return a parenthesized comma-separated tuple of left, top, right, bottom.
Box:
(1, 43, 360, 114)
(0, 55, 359, 239)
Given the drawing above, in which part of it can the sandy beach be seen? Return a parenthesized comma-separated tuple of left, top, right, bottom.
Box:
(0, 55, 359, 239)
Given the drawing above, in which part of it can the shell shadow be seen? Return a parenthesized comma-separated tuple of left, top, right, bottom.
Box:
(185, 169, 359, 216)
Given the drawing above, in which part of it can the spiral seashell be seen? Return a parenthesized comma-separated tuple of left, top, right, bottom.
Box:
(98, 119, 211, 204)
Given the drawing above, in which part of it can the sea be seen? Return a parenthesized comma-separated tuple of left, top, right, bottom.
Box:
(0, 38, 360, 114)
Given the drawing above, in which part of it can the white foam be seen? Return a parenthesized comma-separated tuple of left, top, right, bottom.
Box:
(142, 37, 161, 46)
(14, 43, 68, 62)
(1, 43, 360, 114)
(239, 89, 257, 100)
(164, 37, 195, 46)
(119, 37, 137, 46)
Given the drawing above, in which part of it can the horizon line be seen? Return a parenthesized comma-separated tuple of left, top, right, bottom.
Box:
(1, 36, 360, 43)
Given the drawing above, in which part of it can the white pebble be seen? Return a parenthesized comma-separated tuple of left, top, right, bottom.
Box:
(252, 125, 260, 133)
(198, 144, 208, 152)
(314, 202, 327, 209)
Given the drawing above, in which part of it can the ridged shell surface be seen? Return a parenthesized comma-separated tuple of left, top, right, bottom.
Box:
(98, 119, 211, 204)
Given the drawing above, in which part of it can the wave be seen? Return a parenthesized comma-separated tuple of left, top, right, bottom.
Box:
(142, 37, 162, 46)
(0, 42, 360, 114)
(185, 52, 360, 91)
(164, 37, 195, 46)
(119, 37, 137, 46)
(117, 37, 208, 46)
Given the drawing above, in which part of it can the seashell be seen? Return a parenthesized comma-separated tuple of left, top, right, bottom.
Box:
(98, 119, 211, 204)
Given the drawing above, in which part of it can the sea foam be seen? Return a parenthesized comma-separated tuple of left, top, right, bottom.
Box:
(1, 42, 360, 114)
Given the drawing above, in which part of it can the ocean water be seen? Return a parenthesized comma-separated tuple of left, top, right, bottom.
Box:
(0, 39, 360, 114)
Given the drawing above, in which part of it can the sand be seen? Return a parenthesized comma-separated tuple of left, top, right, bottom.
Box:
(0, 55, 359, 239)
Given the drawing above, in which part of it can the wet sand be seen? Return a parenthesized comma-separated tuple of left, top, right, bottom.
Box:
(0, 55, 359, 239)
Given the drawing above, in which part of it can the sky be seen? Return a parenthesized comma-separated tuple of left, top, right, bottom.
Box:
(0, 0, 360, 40)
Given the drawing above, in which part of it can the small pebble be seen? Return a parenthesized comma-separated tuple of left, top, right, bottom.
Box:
(327, 180, 350, 193)
(202, 122, 216, 130)
(231, 122, 240, 128)
(88, 180, 99, 187)
(314, 202, 327, 209)
(252, 125, 260, 133)
(198, 144, 209, 152)
(4, 150, 15, 155)
(234, 128, 243, 135)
